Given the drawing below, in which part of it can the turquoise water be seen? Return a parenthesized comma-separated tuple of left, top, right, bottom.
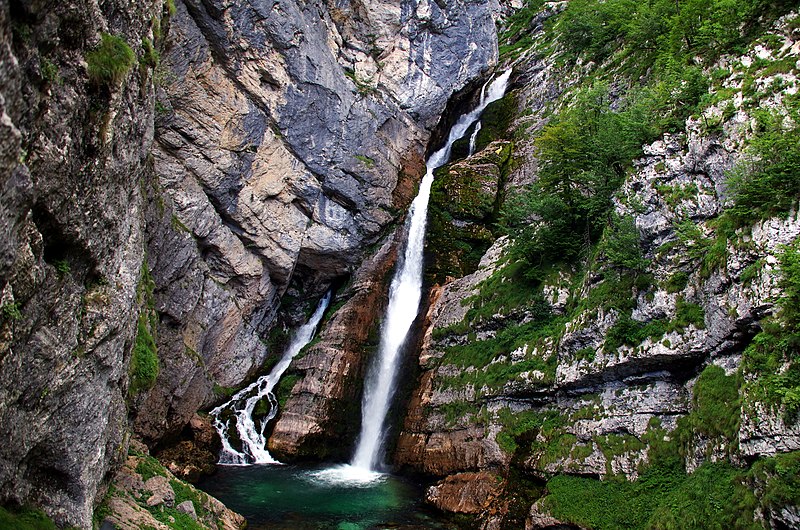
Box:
(197, 464, 456, 529)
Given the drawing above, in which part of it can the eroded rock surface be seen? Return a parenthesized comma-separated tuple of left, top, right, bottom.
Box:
(0, 0, 156, 526)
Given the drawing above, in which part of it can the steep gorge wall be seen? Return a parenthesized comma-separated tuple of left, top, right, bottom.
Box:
(141, 0, 501, 447)
(0, 0, 158, 526)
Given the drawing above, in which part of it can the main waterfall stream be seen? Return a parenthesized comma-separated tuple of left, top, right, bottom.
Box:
(202, 69, 512, 529)
(351, 68, 513, 472)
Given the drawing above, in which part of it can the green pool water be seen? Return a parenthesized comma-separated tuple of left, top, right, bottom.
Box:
(197, 464, 457, 529)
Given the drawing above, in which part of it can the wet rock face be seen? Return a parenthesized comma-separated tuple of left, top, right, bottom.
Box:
(269, 230, 400, 460)
(136, 0, 500, 443)
(0, 0, 156, 527)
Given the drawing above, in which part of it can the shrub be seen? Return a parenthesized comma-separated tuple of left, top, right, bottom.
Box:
(674, 299, 706, 329)
(1, 301, 22, 321)
(130, 315, 159, 395)
(86, 33, 135, 86)
(665, 271, 690, 293)
(140, 38, 159, 68)
(727, 114, 800, 225)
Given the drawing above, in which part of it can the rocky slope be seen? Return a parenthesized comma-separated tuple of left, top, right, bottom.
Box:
(390, 5, 800, 529)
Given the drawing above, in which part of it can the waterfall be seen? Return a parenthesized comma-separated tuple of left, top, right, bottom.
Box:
(350, 69, 513, 472)
(468, 121, 482, 156)
(211, 291, 332, 465)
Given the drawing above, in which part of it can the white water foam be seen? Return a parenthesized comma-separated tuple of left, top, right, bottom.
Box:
(307, 464, 386, 487)
(211, 291, 332, 465)
(468, 121, 483, 156)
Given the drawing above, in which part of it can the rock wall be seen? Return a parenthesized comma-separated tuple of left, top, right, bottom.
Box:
(0, 0, 502, 525)
(136, 0, 501, 446)
(0, 0, 158, 526)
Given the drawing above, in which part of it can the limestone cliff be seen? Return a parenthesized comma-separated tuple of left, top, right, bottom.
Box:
(0, 0, 156, 526)
(141, 0, 500, 448)
(394, 4, 800, 529)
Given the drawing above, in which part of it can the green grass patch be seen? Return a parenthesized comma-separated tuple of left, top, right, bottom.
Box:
(130, 315, 159, 395)
(0, 506, 57, 530)
(135, 454, 167, 481)
(86, 33, 135, 86)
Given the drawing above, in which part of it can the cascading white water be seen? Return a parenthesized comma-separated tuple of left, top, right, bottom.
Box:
(350, 69, 513, 472)
(468, 121, 482, 156)
(211, 291, 332, 465)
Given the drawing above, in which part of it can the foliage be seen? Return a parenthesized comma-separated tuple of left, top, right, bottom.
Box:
(0, 506, 58, 530)
(664, 271, 690, 293)
(496, 408, 563, 455)
(170, 480, 209, 520)
(40, 58, 60, 85)
(674, 299, 706, 330)
(130, 316, 159, 395)
(727, 111, 800, 226)
(462, 259, 547, 324)
(140, 38, 159, 68)
(740, 259, 764, 285)
(603, 313, 669, 353)
(752, 451, 800, 515)
(1, 301, 22, 321)
(54, 259, 70, 276)
(555, 0, 796, 73)
(742, 239, 800, 420)
(679, 364, 741, 451)
(86, 33, 136, 86)
(603, 298, 705, 353)
(601, 214, 648, 272)
(501, 84, 657, 280)
(498, 0, 547, 59)
(545, 459, 759, 530)
(354, 154, 375, 168)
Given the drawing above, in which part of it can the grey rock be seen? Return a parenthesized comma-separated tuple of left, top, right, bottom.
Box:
(132, 0, 500, 443)
(176, 500, 197, 519)
(0, 0, 156, 527)
(145, 476, 175, 508)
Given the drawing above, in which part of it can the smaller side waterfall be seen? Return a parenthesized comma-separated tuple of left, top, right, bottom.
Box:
(211, 291, 332, 465)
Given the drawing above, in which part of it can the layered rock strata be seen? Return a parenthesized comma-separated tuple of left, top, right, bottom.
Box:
(137, 0, 500, 443)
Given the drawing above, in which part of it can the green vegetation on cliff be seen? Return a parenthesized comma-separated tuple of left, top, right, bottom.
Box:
(0, 507, 58, 530)
(86, 33, 135, 86)
(130, 261, 159, 396)
(743, 239, 800, 420)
